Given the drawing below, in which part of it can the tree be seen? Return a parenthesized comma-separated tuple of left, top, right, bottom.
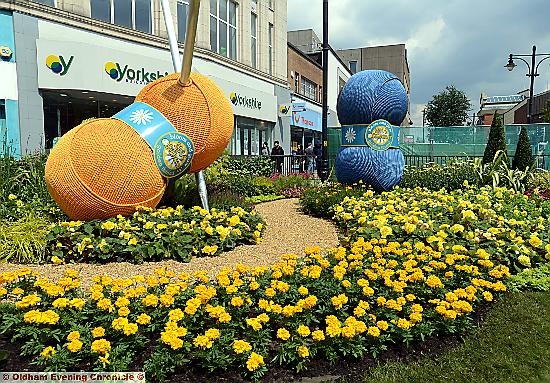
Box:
(512, 126, 535, 171)
(425, 85, 472, 126)
(542, 99, 550, 123)
(483, 112, 509, 166)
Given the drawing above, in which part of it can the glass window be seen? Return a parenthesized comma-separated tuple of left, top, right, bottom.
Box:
(177, 0, 189, 42)
(251, 0, 257, 12)
(250, 12, 257, 68)
(91, 0, 110, 23)
(268, 0, 273, 9)
(33, 0, 55, 6)
(135, 0, 151, 33)
(91, 0, 151, 33)
(300, 76, 317, 101)
(268, 23, 273, 75)
(349, 60, 357, 74)
(210, 0, 237, 59)
(114, 0, 132, 28)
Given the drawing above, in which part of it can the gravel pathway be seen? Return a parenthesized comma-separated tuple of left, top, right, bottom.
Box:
(0, 198, 339, 289)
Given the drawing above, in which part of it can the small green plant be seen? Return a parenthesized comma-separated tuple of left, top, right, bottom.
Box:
(507, 262, 550, 292)
(482, 112, 509, 166)
(244, 194, 285, 204)
(0, 213, 50, 263)
(512, 126, 535, 171)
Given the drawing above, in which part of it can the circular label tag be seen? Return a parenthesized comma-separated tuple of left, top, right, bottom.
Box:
(365, 120, 394, 151)
(154, 132, 194, 178)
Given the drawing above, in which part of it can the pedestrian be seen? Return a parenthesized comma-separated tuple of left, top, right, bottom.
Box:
(261, 141, 269, 156)
(305, 142, 315, 173)
(271, 141, 284, 174)
(295, 144, 305, 173)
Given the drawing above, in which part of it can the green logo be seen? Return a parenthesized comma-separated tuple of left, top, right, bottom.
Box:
(46, 54, 74, 76)
(105, 61, 169, 84)
(154, 132, 194, 178)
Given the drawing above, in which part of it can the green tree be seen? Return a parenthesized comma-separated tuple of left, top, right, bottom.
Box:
(425, 85, 473, 126)
(542, 99, 550, 123)
(512, 126, 535, 171)
(483, 112, 509, 166)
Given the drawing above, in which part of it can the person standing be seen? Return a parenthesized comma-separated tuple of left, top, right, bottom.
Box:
(295, 144, 305, 173)
(271, 141, 284, 174)
(305, 142, 315, 173)
(261, 141, 269, 156)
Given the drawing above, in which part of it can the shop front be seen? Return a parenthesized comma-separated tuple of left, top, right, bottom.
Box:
(13, 15, 283, 155)
(290, 101, 322, 152)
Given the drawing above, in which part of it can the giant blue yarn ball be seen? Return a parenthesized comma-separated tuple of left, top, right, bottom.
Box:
(337, 70, 408, 126)
(335, 147, 404, 192)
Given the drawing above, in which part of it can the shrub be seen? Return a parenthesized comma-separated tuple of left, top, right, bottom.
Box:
(300, 182, 369, 219)
(226, 156, 274, 177)
(483, 113, 509, 166)
(0, 213, 50, 263)
(244, 194, 285, 204)
(507, 263, 550, 292)
(45, 205, 265, 264)
(512, 126, 535, 171)
(400, 160, 478, 191)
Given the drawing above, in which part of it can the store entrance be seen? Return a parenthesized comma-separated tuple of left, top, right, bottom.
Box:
(42, 89, 132, 148)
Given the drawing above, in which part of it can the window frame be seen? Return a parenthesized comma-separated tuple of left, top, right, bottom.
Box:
(33, 0, 56, 7)
(250, 11, 257, 68)
(268, 22, 273, 75)
(349, 60, 357, 74)
(177, 0, 190, 42)
(209, 0, 238, 60)
(90, 0, 153, 34)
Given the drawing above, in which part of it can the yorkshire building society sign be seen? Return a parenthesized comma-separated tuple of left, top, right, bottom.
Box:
(36, 39, 174, 96)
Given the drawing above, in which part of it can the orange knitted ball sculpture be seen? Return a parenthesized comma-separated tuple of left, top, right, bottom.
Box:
(45, 72, 234, 221)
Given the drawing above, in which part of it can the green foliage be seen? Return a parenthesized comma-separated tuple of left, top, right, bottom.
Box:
(399, 160, 479, 191)
(482, 113, 509, 166)
(528, 170, 550, 190)
(300, 182, 370, 218)
(0, 213, 50, 263)
(512, 126, 535, 171)
(355, 291, 550, 383)
(45, 205, 265, 264)
(226, 155, 274, 177)
(244, 194, 285, 204)
(473, 151, 533, 193)
(425, 85, 472, 126)
(0, 153, 64, 221)
(507, 262, 550, 292)
(542, 99, 550, 123)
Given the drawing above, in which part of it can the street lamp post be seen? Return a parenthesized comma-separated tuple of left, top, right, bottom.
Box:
(505, 45, 550, 124)
(318, 0, 330, 182)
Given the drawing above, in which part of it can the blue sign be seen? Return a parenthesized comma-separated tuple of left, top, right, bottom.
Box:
(341, 120, 400, 150)
(292, 108, 321, 132)
(113, 102, 194, 178)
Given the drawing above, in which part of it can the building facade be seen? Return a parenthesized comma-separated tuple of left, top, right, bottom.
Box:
(0, 0, 291, 157)
(337, 44, 411, 126)
(287, 29, 352, 129)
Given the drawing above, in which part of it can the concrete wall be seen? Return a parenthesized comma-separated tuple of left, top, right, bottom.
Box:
(13, 13, 44, 154)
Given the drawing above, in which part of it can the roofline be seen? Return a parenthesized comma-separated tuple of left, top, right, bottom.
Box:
(287, 41, 323, 70)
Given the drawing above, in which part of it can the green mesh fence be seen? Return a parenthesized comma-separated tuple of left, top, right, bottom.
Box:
(329, 124, 550, 170)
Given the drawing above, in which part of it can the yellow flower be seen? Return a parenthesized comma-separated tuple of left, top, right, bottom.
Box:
(111, 317, 129, 331)
(426, 275, 444, 289)
(118, 307, 130, 317)
(193, 335, 213, 349)
(67, 340, 83, 353)
(205, 328, 221, 340)
(277, 328, 291, 340)
(233, 339, 252, 354)
(70, 298, 86, 310)
(297, 345, 310, 358)
(311, 330, 325, 341)
(40, 346, 56, 359)
(169, 309, 185, 322)
(231, 296, 244, 307)
(136, 313, 151, 325)
(518, 255, 531, 267)
(51, 256, 64, 265)
(8, 193, 17, 200)
(202, 245, 219, 255)
(123, 323, 138, 336)
(142, 294, 158, 307)
(246, 318, 262, 331)
(101, 221, 116, 231)
(127, 237, 138, 246)
(529, 235, 542, 248)
(379, 225, 393, 238)
(246, 352, 264, 371)
(67, 331, 80, 342)
(16, 294, 42, 309)
(92, 327, 105, 338)
(298, 286, 309, 295)
(376, 321, 389, 331)
(297, 325, 311, 337)
(91, 339, 111, 354)
(228, 215, 241, 226)
(483, 291, 493, 301)
(98, 353, 110, 368)
(367, 326, 380, 337)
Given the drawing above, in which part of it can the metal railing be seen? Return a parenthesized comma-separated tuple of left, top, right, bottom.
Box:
(404, 154, 550, 170)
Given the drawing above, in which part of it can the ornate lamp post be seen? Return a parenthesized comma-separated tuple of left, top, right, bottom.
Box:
(505, 45, 550, 123)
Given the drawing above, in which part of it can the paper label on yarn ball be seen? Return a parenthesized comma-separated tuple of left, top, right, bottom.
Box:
(341, 119, 400, 151)
(153, 132, 194, 178)
(113, 101, 194, 178)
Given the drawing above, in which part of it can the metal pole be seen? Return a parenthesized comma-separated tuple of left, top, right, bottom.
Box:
(528, 45, 536, 124)
(160, 0, 209, 209)
(319, 0, 329, 182)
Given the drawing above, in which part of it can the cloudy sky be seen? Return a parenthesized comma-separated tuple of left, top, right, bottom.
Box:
(287, 0, 550, 125)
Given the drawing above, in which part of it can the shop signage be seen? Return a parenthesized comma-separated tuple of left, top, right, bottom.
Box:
(292, 102, 306, 112)
(45, 54, 73, 76)
(291, 108, 321, 132)
(0, 46, 12, 60)
(104, 61, 169, 84)
(230, 92, 262, 110)
(278, 103, 291, 117)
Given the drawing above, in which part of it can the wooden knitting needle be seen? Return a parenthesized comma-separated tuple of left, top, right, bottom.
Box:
(178, 0, 200, 86)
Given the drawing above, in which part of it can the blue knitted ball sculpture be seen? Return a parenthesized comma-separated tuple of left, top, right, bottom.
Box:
(335, 70, 407, 191)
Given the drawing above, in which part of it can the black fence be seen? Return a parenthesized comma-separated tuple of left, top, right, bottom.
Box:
(230, 154, 550, 178)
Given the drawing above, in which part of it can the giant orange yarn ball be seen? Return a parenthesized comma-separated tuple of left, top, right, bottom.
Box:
(45, 72, 234, 221)
(136, 72, 234, 173)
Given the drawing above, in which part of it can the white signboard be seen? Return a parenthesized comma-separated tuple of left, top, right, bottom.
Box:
(0, 61, 18, 100)
(36, 39, 277, 122)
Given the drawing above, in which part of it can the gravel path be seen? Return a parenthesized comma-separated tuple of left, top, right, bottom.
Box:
(0, 199, 339, 289)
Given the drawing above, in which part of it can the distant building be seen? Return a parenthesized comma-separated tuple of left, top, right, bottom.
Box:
(478, 93, 527, 125)
(287, 29, 352, 128)
(336, 44, 411, 126)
